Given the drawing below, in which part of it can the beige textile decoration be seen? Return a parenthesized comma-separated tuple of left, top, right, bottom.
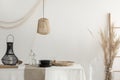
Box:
(24, 65, 45, 80)
(37, 18, 50, 35)
(0, 0, 41, 29)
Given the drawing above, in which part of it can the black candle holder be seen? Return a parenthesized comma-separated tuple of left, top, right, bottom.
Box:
(1, 34, 18, 65)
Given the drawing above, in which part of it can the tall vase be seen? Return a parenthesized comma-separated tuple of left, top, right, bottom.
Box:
(1, 34, 18, 65)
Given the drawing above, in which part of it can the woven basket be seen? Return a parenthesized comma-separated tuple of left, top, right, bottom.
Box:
(0, 65, 18, 68)
(52, 60, 74, 66)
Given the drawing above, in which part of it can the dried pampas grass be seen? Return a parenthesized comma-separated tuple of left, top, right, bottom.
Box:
(100, 14, 120, 80)
(100, 24, 120, 64)
(89, 13, 120, 80)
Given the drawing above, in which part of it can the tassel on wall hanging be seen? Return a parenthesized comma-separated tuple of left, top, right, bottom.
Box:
(37, 0, 50, 35)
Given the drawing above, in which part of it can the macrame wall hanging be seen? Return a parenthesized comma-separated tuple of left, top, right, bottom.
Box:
(0, 0, 41, 29)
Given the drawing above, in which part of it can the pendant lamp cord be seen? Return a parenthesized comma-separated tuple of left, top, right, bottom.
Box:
(43, 0, 44, 18)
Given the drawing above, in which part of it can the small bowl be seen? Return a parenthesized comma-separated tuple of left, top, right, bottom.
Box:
(39, 60, 51, 65)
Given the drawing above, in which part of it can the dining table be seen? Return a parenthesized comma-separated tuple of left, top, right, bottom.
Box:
(0, 64, 86, 80)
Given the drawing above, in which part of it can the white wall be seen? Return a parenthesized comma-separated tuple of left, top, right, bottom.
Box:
(1, 0, 120, 80)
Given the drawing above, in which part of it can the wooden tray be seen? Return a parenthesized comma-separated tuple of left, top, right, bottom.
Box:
(0, 65, 18, 68)
(52, 61, 74, 66)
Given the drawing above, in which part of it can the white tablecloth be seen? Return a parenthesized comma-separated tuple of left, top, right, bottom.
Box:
(0, 68, 24, 80)
(0, 64, 86, 80)
(45, 64, 86, 80)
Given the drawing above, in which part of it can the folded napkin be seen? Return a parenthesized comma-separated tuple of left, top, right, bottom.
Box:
(24, 65, 45, 80)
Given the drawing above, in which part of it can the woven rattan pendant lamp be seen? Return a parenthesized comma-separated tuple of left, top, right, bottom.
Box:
(37, 0, 50, 35)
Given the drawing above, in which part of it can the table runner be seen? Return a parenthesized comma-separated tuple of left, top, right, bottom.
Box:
(24, 65, 45, 80)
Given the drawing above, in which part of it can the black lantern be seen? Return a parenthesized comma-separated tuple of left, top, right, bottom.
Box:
(1, 34, 18, 65)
